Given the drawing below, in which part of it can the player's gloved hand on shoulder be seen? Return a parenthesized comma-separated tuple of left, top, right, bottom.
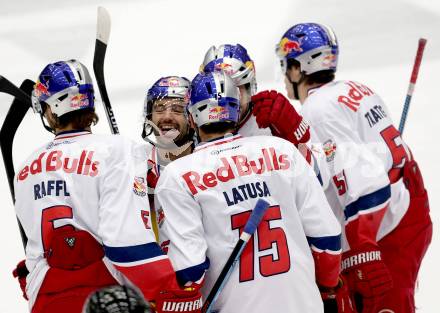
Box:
(251, 90, 310, 146)
(12, 259, 29, 300)
(320, 276, 357, 313)
(341, 244, 392, 313)
(154, 286, 202, 313)
(403, 159, 426, 197)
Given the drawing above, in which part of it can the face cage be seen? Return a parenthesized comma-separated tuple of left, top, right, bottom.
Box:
(141, 114, 194, 150)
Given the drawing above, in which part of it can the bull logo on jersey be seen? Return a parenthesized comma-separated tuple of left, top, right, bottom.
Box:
(323, 139, 337, 162)
(133, 176, 147, 197)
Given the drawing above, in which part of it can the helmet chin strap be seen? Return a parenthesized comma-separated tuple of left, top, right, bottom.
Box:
(286, 72, 305, 101)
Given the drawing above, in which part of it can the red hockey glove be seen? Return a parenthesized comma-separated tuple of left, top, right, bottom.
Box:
(12, 259, 29, 300)
(320, 276, 357, 313)
(155, 286, 202, 313)
(252, 90, 310, 146)
(341, 245, 392, 313)
(403, 159, 426, 197)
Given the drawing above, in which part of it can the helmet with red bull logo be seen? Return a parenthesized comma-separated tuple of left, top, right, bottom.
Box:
(200, 44, 257, 95)
(188, 71, 240, 127)
(276, 23, 338, 75)
(144, 76, 191, 119)
(31, 59, 94, 117)
(142, 76, 191, 145)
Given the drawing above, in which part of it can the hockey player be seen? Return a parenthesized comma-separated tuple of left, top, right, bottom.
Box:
(12, 60, 202, 313)
(254, 23, 432, 312)
(200, 43, 320, 176)
(142, 76, 194, 189)
(200, 44, 311, 143)
(155, 71, 345, 313)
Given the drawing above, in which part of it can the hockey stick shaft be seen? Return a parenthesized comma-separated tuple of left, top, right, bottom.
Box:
(202, 199, 270, 313)
(0, 77, 35, 248)
(398, 38, 427, 134)
(93, 7, 119, 134)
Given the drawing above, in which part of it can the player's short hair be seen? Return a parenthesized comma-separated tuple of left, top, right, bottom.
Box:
(199, 122, 236, 135)
(46, 105, 99, 130)
(287, 59, 335, 85)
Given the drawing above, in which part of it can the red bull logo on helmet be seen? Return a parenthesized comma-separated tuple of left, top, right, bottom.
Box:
(34, 80, 50, 98)
(214, 63, 234, 76)
(70, 94, 89, 109)
(322, 54, 337, 67)
(209, 106, 225, 114)
(208, 106, 229, 120)
(159, 77, 180, 87)
(278, 37, 303, 56)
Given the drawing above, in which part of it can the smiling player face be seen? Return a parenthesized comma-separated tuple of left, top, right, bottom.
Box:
(151, 97, 189, 144)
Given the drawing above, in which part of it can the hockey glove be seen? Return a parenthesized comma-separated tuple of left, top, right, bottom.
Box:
(320, 276, 357, 313)
(155, 286, 202, 313)
(252, 90, 310, 146)
(403, 159, 426, 197)
(341, 245, 392, 313)
(12, 259, 29, 300)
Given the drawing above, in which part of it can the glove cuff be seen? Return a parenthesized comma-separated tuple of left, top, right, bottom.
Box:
(155, 288, 203, 313)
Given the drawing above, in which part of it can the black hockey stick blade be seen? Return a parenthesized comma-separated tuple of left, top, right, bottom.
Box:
(0, 78, 34, 248)
(0, 75, 32, 107)
(93, 6, 119, 134)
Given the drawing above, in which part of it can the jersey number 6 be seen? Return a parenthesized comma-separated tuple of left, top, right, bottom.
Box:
(231, 205, 291, 282)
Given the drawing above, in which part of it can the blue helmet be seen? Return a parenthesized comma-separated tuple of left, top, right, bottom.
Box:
(31, 59, 94, 117)
(200, 44, 257, 95)
(144, 76, 190, 118)
(276, 23, 338, 75)
(142, 76, 193, 148)
(188, 71, 240, 127)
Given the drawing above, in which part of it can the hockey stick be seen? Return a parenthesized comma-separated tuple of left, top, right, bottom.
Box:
(201, 199, 270, 313)
(0, 77, 35, 248)
(93, 6, 119, 134)
(398, 38, 427, 135)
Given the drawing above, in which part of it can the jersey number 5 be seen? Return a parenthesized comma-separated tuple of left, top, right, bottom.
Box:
(41, 205, 74, 251)
(231, 205, 291, 282)
(380, 125, 408, 183)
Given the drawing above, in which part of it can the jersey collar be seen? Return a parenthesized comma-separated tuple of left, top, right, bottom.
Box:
(54, 130, 91, 140)
(194, 133, 242, 152)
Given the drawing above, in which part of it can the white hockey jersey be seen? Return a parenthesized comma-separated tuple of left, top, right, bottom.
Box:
(301, 80, 410, 251)
(238, 110, 323, 184)
(14, 130, 175, 308)
(155, 134, 341, 313)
